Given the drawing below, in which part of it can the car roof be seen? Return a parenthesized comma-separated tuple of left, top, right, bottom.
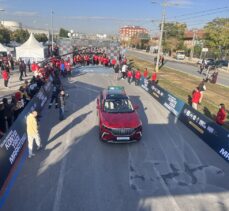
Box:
(103, 87, 127, 100)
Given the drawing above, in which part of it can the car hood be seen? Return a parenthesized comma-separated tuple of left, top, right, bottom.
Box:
(101, 112, 141, 128)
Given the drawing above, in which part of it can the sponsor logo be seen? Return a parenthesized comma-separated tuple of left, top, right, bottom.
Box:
(219, 148, 229, 161)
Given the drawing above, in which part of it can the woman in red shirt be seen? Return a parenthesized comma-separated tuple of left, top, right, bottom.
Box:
(143, 68, 148, 78)
(192, 87, 201, 110)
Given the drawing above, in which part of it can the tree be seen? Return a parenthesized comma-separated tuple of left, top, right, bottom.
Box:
(130, 33, 150, 49)
(11, 29, 30, 43)
(0, 27, 11, 44)
(162, 22, 187, 53)
(34, 33, 48, 43)
(204, 18, 229, 58)
(59, 28, 69, 38)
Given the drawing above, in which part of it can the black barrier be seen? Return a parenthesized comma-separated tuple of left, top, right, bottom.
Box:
(179, 105, 229, 162)
(139, 78, 229, 162)
(0, 80, 52, 194)
(141, 79, 185, 116)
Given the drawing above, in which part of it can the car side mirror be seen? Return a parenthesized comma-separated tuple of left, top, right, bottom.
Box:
(133, 105, 139, 110)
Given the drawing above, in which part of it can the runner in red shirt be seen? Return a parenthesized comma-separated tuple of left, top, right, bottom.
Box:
(216, 104, 226, 125)
(192, 87, 201, 110)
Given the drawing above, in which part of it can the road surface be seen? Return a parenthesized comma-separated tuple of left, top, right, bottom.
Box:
(127, 50, 229, 87)
(2, 66, 229, 211)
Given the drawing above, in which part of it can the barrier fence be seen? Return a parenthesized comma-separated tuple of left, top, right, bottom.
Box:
(0, 79, 52, 207)
(140, 77, 229, 163)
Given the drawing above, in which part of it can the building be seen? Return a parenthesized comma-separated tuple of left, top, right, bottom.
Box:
(184, 29, 205, 48)
(0, 20, 49, 36)
(119, 26, 149, 41)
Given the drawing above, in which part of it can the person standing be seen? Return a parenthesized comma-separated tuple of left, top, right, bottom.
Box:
(58, 90, 66, 121)
(127, 69, 133, 84)
(191, 87, 201, 110)
(151, 71, 157, 84)
(135, 69, 141, 86)
(19, 60, 24, 81)
(216, 104, 226, 125)
(143, 68, 148, 79)
(26, 110, 42, 158)
(27, 59, 31, 72)
(2, 69, 9, 88)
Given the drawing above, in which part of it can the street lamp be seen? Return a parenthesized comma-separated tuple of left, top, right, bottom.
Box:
(152, 1, 180, 72)
(0, 9, 5, 27)
(51, 10, 54, 52)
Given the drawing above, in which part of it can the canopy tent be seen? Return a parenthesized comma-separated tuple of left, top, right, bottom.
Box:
(16, 33, 48, 62)
(0, 43, 13, 53)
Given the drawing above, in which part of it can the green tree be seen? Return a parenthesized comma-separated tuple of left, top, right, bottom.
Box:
(34, 33, 48, 43)
(0, 27, 11, 44)
(204, 18, 229, 58)
(59, 28, 69, 38)
(162, 22, 187, 53)
(11, 29, 30, 43)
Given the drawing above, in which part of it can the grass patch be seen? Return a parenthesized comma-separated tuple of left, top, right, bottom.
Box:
(127, 55, 229, 130)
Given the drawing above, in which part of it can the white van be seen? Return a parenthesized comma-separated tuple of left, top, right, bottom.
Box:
(176, 51, 185, 60)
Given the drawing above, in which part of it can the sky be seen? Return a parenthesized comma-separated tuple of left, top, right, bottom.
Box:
(0, 0, 228, 35)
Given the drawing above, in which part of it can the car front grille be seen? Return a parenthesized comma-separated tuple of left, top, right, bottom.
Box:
(111, 128, 135, 136)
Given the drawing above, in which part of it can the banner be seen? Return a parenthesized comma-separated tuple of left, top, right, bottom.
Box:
(0, 83, 52, 196)
(179, 105, 229, 162)
(139, 79, 229, 162)
(148, 82, 185, 116)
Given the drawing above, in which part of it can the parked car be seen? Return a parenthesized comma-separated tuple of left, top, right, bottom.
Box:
(176, 50, 185, 60)
(96, 86, 142, 143)
(215, 60, 228, 67)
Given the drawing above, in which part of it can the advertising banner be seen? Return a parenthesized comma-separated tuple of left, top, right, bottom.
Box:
(0, 84, 52, 195)
(179, 104, 229, 162)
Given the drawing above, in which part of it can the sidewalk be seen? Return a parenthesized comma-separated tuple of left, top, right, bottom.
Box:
(0, 69, 34, 101)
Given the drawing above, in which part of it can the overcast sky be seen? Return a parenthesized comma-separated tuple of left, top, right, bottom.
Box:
(0, 0, 228, 35)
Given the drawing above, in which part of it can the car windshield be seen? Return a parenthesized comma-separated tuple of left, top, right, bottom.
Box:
(103, 98, 134, 113)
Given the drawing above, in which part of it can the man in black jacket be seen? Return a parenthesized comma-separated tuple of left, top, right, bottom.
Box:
(58, 90, 65, 120)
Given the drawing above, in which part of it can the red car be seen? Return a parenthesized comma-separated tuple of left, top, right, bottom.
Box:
(97, 86, 142, 143)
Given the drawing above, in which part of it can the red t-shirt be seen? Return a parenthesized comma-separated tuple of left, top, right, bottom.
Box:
(192, 90, 201, 103)
(127, 71, 133, 78)
(135, 71, 141, 79)
(144, 70, 148, 78)
(216, 108, 226, 125)
(151, 73, 157, 81)
(2, 70, 9, 80)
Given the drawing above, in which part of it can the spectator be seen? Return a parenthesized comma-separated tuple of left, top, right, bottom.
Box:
(2, 69, 9, 88)
(121, 63, 128, 79)
(143, 68, 148, 79)
(26, 110, 42, 158)
(151, 71, 157, 83)
(198, 80, 207, 103)
(114, 63, 120, 80)
(135, 70, 141, 86)
(19, 60, 24, 81)
(27, 59, 31, 72)
(192, 87, 201, 110)
(2, 98, 13, 129)
(58, 90, 66, 121)
(111, 58, 117, 68)
(216, 104, 226, 125)
(127, 69, 133, 84)
(0, 102, 6, 136)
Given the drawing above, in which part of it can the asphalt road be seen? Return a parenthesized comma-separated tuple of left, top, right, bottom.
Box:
(2, 66, 229, 211)
(127, 50, 229, 87)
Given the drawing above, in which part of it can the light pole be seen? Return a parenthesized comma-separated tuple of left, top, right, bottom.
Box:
(155, 2, 166, 72)
(152, 1, 180, 72)
(0, 9, 5, 27)
(51, 10, 54, 52)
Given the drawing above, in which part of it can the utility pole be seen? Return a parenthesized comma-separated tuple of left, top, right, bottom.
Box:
(51, 10, 54, 52)
(190, 29, 196, 60)
(155, 1, 166, 72)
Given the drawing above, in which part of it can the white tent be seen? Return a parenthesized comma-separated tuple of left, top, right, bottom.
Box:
(0, 43, 13, 53)
(16, 33, 47, 62)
